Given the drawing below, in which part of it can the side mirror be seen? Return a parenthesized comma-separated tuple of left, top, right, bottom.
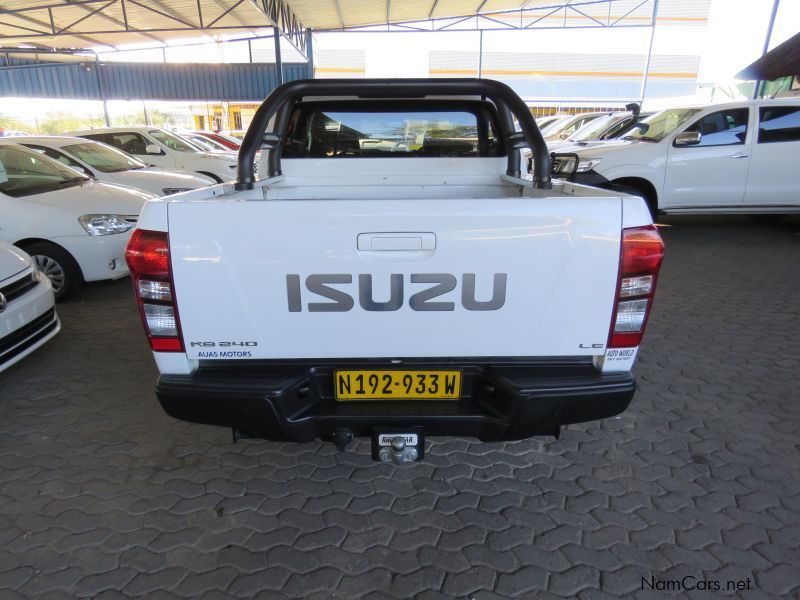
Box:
(260, 132, 281, 150)
(144, 144, 162, 155)
(559, 131, 570, 140)
(674, 131, 702, 146)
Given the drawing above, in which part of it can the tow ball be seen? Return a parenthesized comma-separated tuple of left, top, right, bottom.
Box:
(371, 430, 424, 464)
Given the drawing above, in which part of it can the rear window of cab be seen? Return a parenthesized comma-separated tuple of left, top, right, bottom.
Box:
(282, 101, 505, 159)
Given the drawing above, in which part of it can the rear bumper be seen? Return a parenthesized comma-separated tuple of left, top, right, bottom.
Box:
(156, 359, 636, 442)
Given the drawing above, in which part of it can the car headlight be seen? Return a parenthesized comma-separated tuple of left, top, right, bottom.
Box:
(552, 156, 577, 174)
(78, 214, 135, 236)
(576, 158, 602, 173)
(552, 156, 602, 175)
(162, 187, 192, 195)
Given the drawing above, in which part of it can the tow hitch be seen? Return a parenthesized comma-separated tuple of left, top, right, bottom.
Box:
(372, 430, 424, 464)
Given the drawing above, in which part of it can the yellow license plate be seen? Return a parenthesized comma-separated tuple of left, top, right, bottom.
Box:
(335, 370, 461, 401)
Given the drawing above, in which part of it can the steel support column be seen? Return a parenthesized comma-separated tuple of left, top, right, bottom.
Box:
(273, 26, 283, 85)
(94, 54, 110, 126)
(639, 0, 659, 103)
(478, 29, 483, 78)
(753, 0, 780, 99)
(305, 28, 314, 78)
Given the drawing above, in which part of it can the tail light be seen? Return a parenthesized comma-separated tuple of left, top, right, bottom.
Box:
(608, 225, 664, 348)
(125, 229, 184, 352)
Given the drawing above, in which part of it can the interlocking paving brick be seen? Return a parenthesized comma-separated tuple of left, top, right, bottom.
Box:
(0, 216, 798, 597)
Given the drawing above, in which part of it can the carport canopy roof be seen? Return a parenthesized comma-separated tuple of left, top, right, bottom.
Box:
(1, 0, 612, 52)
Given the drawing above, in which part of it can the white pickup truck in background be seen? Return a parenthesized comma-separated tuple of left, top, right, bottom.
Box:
(550, 99, 800, 218)
(125, 79, 665, 463)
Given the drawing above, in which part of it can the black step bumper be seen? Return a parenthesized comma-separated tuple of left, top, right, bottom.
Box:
(155, 358, 635, 442)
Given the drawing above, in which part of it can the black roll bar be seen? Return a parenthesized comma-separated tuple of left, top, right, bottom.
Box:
(236, 78, 551, 191)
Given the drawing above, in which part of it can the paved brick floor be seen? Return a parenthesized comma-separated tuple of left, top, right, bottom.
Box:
(1, 216, 798, 599)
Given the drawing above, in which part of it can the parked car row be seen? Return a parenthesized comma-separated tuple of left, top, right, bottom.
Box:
(0, 125, 247, 374)
(0, 127, 246, 303)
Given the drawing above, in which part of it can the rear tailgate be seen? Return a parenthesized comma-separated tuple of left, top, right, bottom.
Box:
(169, 196, 621, 360)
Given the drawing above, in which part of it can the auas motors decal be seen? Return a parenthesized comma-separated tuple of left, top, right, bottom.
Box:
(286, 273, 507, 312)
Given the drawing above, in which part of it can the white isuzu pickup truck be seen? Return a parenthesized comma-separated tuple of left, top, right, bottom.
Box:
(126, 79, 664, 463)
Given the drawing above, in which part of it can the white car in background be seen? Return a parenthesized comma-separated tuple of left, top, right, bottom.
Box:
(541, 112, 606, 142)
(17, 136, 215, 196)
(550, 99, 800, 217)
(177, 132, 235, 153)
(0, 141, 154, 300)
(0, 241, 59, 373)
(67, 126, 238, 183)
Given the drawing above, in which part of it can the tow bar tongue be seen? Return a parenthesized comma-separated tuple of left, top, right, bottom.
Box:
(372, 430, 424, 464)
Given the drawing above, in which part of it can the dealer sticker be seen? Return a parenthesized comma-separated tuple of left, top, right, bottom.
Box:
(602, 347, 638, 372)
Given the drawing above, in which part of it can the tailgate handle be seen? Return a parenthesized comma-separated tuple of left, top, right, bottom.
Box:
(357, 232, 436, 252)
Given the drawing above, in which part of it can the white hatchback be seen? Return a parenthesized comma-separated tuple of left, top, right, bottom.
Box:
(0, 241, 59, 373)
(0, 141, 154, 300)
(17, 137, 215, 196)
(67, 126, 239, 183)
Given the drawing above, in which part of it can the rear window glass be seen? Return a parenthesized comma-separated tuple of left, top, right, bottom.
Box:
(283, 106, 502, 158)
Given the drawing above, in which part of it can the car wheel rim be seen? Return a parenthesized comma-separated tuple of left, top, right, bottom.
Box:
(33, 255, 66, 294)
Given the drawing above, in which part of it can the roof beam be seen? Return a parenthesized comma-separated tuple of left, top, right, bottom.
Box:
(334, 0, 346, 29)
(62, 0, 167, 45)
(249, 0, 308, 57)
(1, 7, 112, 48)
(205, 0, 258, 34)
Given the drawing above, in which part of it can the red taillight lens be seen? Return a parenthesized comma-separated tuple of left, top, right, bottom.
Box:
(125, 229, 170, 277)
(621, 226, 665, 273)
(609, 225, 664, 348)
(125, 229, 184, 353)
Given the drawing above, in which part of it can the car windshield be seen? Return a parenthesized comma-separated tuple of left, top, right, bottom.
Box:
(569, 114, 625, 141)
(0, 144, 88, 197)
(540, 117, 569, 136)
(186, 135, 228, 152)
(215, 133, 241, 145)
(149, 130, 200, 153)
(63, 141, 147, 173)
(622, 108, 703, 142)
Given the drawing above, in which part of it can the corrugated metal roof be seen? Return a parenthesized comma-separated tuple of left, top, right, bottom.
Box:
(0, 59, 310, 100)
(0, 1, 610, 50)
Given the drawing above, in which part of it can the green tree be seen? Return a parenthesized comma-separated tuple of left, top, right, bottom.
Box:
(38, 112, 105, 135)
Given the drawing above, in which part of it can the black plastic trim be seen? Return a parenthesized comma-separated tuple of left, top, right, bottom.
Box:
(0, 308, 57, 365)
(0, 271, 37, 303)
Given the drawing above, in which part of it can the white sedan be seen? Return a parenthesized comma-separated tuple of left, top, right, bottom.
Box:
(0, 141, 154, 300)
(67, 126, 239, 183)
(0, 241, 59, 373)
(17, 136, 215, 196)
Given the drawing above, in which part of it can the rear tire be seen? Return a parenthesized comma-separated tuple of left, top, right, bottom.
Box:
(23, 242, 84, 302)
